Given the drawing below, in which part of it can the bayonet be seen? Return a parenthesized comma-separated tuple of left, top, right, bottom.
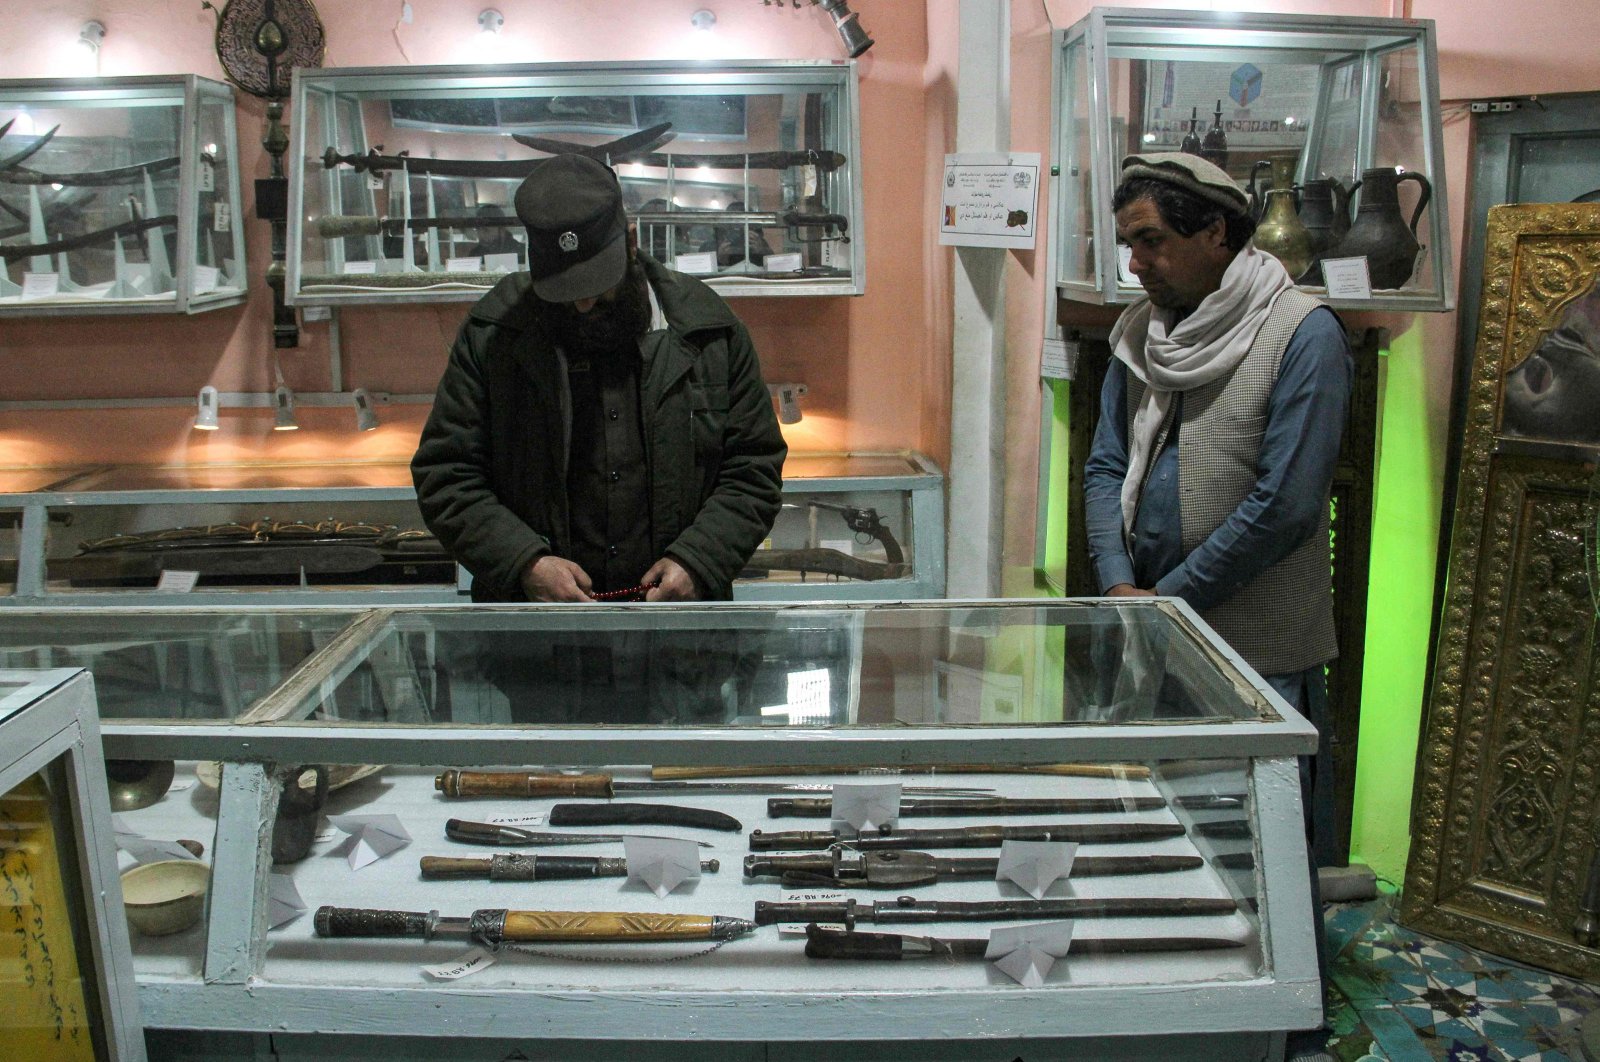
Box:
(420, 853, 719, 881)
(754, 895, 1237, 928)
(748, 822, 1185, 851)
(803, 924, 1245, 960)
(445, 818, 714, 849)
(766, 795, 1169, 818)
(315, 905, 754, 947)
(433, 769, 988, 798)
(744, 849, 1203, 889)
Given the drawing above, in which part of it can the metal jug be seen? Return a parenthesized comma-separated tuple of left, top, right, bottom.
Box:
(1253, 188, 1314, 280)
(1322, 167, 1432, 289)
(1297, 177, 1352, 257)
(271, 764, 330, 865)
(1248, 155, 1298, 221)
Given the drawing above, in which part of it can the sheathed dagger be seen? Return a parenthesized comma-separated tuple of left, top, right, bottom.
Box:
(434, 769, 987, 798)
(315, 905, 754, 946)
(767, 795, 1169, 818)
(420, 854, 719, 881)
(743, 849, 1202, 889)
(803, 924, 1245, 960)
(748, 822, 1185, 851)
(445, 818, 714, 848)
(754, 895, 1238, 928)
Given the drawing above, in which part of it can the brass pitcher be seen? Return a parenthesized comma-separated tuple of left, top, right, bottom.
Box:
(1298, 177, 1352, 257)
(1248, 155, 1299, 221)
(1253, 188, 1314, 280)
(1322, 167, 1432, 289)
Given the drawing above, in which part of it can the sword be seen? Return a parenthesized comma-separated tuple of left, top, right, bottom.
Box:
(434, 769, 989, 798)
(803, 924, 1245, 960)
(445, 818, 715, 849)
(748, 822, 1186, 851)
(766, 795, 1169, 818)
(0, 155, 181, 187)
(0, 122, 61, 172)
(314, 905, 754, 946)
(754, 895, 1238, 928)
(744, 849, 1204, 889)
(0, 215, 176, 263)
(420, 854, 719, 881)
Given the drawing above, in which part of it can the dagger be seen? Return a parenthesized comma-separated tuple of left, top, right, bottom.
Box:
(766, 795, 1169, 818)
(748, 822, 1186, 851)
(744, 849, 1203, 889)
(803, 924, 1245, 961)
(314, 905, 754, 946)
(433, 769, 988, 799)
(445, 818, 715, 849)
(754, 895, 1238, 928)
(420, 853, 719, 882)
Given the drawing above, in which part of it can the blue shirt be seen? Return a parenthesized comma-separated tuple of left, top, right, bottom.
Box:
(1083, 306, 1352, 613)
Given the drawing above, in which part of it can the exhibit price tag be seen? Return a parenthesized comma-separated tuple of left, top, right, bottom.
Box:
(1320, 256, 1372, 300)
(21, 272, 60, 299)
(424, 947, 497, 981)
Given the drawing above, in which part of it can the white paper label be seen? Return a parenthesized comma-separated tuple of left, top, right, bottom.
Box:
(1320, 256, 1372, 300)
(213, 201, 231, 232)
(21, 273, 60, 299)
(156, 570, 200, 593)
(486, 813, 545, 826)
(446, 256, 484, 273)
(367, 172, 387, 192)
(192, 265, 220, 295)
(342, 260, 379, 275)
(819, 538, 855, 557)
(673, 251, 718, 275)
(986, 921, 1076, 987)
(198, 161, 215, 193)
(1041, 338, 1077, 381)
(424, 947, 497, 981)
(764, 252, 803, 273)
(484, 252, 521, 273)
(776, 889, 849, 937)
(1116, 244, 1143, 286)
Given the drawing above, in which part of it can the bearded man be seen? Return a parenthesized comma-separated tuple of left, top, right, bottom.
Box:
(413, 153, 786, 606)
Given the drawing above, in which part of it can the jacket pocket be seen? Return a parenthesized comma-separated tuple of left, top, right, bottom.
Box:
(686, 382, 729, 501)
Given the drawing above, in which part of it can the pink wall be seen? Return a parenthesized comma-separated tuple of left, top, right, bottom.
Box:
(0, 1, 941, 470)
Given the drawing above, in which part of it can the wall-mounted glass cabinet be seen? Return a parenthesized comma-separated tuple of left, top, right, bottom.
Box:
(0, 75, 247, 316)
(1052, 9, 1454, 311)
(287, 60, 864, 305)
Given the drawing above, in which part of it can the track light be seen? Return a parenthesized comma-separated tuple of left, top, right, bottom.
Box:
(77, 20, 106, 75)
(194, 386, 220, 430)
(272, 385, 298, 431)
(769, 382, 808, 425)
(691, 9, 717, 31)
(477, 8, 504, 34)
(352, 388, 380, 432)
(817, 0, 873, 58)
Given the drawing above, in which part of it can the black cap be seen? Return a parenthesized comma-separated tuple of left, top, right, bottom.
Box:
(513, 154, 629, 303)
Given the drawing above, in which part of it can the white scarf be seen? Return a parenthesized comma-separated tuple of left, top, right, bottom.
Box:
(1108, 245, 1294, 533)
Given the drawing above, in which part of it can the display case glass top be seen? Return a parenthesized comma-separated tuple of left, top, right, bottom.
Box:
(288, 60, 864, 305)
(0, 75, 247, 316)
(1053, 8, 1453, 311)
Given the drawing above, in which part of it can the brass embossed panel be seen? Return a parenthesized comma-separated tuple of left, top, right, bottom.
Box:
(1401, 204, 1600, 980)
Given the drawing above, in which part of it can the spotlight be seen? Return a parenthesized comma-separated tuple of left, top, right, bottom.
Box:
(77, 20, 106, 75)
(477, 8, 504, 34)
(272, 385, 299, 431)
(691, 9, 717, 31)
(352, 388, 380, 432)
(769, 382, 808, 425)
(817, 0, 873, 58)
(194, 385, 219, 431)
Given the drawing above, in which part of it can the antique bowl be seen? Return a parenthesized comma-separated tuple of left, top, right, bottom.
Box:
(104, 759, 176, 812)
(121, 860, 210, 936)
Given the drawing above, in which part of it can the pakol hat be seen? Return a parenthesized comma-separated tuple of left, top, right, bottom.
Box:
(514, 154, 629, 303)
(1119, 152, 1249, 216)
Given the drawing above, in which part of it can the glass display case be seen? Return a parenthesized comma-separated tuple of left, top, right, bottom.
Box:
(1052, 8, 1454, 311)
(287, 60, 864, 305)
(0, 75, 247, 316)
(14, 599, 1322, 1056)
(0, 668, 146, 1061)
(0, 452, 943, 605)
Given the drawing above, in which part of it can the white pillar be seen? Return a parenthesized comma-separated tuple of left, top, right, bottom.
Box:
(947, 0, 1010, 598)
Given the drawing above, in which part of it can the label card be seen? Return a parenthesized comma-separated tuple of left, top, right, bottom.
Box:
(1041, 337, 1078, 381)
(192, 265, 220, 295)
(485, 813, 545, 826)
(21, 272, 60, 299)
(367, 172, 387, 192)
(1116, 244, 1143, 287)
(198, 161, 215, 193)
(819, 538, 856, 557)
(445, 256, 483, 273)
(213, 201, 231, 232)
(996, 840, 1078, 899)
(424, 947, 497, 982)
(156, 570, 201, 593)
(267, 873, 306, 929)
(1320, 256, 1372, 300)
(939, 152, 1042, 249)
(764, 252, 803, 273)
(831, 782, 902, 833)
(986, 921, 1076, 987)
(484, 252, 521, 273)
(623, 835, 705, 898)
(673, 252, 718, 275)
(341, 260, 378, 275)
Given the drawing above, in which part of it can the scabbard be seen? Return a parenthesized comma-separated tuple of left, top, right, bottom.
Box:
(0, 155, 181, 187)
(766, 795, 1168, 818)
(754, 895, 1238, 928)
(435, 769, 614, 798)
(803, 925, 1245, 961)
(744, 850, 1204, 888)
(548, 802, 742, 832)
(748, 821, 1184, 851)
(419, 854, 719, 881)
(651, 764, 1152, 782)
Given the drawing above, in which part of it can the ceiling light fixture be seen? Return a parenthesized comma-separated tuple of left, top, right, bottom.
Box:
(352, 388, 380, 432)
(272, 384, 299, 431)
(194, 386, 220, 431)
(691, 9, 717, 31)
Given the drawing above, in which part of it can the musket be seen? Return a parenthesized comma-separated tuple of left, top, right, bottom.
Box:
(766, 795, 1169, 818)
(433, 769, 989, 799)
(743, 849, 1203, 889)
(0, 155, 181, 187)
(446, 818, 715, 849)
(314, 905, 754, 946)
(803, 924, 1245, 961)
(754, 895, 1238, 928)
(420, 853, 719, 881)
(650, 763, 1153, 781)
(0, 215, 176, 264)
(0, 122, 61, 173)
(741, 548, 907, 582)
(748, 822, 1186, 851)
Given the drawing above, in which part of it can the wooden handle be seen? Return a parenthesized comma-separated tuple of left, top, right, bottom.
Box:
(501, 911, 716, 942)
(419, 856, 490, 880)
(650, 763, 1151, 781)
(434, 770, 614, 798)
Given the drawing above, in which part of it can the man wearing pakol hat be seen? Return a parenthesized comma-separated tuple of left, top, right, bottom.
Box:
(413, 153, 785, 607)
(1083, 153, 1350, 1059)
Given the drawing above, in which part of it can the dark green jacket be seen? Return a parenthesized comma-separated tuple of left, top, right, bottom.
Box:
(412, 255, 786, 602)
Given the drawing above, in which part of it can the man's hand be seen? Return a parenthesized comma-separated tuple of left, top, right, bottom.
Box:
(520, 555, 594, 602)
(1106, 583, 1157, 598)
(643, 557, 701, 602)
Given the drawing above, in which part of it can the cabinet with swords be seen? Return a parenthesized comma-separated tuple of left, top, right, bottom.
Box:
(0, 75, 247, 315)
(287, 60, 864, 305)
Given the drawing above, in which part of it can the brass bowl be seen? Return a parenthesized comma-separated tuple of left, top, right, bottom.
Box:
(121, 860, 209, 936)
(105, 759, 176, 812)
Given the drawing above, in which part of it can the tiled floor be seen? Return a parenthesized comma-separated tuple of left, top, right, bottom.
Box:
(1323, 893, 1600, 1062)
